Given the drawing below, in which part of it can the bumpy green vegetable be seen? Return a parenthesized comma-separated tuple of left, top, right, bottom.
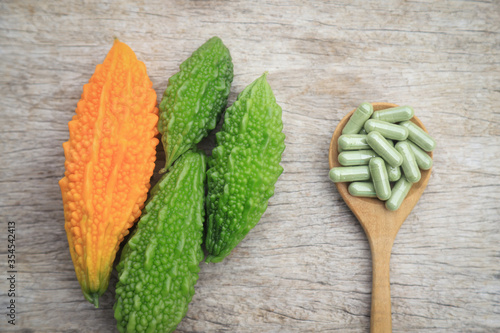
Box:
(205, 73, 285, 263)
(114, 150, 206, 333)
(158, 36, 233, 171)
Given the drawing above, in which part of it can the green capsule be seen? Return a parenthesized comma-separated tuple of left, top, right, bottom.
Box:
(359, 128, 367, 134)
(337, 134, 369, 152)
(385, 177, 413, 211)
(395, 141, 421, 183)
(371, 106, 414, 123)
(338, 150, 378, 166)
(407, 140, 433, 170)
(329, 166, 371, 183)
(385, 139, 402, 180)
(366, 131, 403, 168)
(386, 162, 401, 182)
(342, 103, 373, 135)
(364, 119, 409, 141)
(369, 157, 391, 200)
(400, 121, 436, 152)
(348, 182, 377, 198)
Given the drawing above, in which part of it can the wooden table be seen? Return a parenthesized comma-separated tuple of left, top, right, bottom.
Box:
(1, 1, 499, 332)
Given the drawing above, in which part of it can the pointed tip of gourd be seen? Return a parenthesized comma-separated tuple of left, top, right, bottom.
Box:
(159, 163, 171, 174)
(204, 255, 214, 263)
(209, 36, 222, 43)
(205, 254, 223, 264)
(159, 154, 176, 174)
(258, 72, 270, 86)
(84, 292, 100, 308)
(91, 294, 100, 308)
(111, 38, 123, 52)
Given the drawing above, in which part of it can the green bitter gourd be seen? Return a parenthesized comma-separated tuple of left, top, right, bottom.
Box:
(205, 73, 286, 263)
(114, 150, 206, 333)
(158, 36, 233, 172)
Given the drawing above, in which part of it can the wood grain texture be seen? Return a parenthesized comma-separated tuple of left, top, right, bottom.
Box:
(0, 0, 499, 332)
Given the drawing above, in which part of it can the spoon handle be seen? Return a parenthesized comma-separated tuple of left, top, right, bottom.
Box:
(370, 237, 394, 333)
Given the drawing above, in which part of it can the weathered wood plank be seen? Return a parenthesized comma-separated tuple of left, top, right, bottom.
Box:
(0, 0, 499, 332)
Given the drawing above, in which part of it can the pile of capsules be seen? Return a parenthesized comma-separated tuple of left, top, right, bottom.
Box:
(329, 103, 435, 211)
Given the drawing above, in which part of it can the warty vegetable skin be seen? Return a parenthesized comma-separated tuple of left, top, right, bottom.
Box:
(114, 150, 206, 333)
(205, 73, 286, 263)
(59, 39, 159, 307)
(158, 36, 233, 172)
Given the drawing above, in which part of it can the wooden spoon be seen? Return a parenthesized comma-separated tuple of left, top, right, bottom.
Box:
(329, 103, 433, 333)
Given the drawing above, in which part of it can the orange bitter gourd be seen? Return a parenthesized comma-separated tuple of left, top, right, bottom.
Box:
(59, 39, 159, 307)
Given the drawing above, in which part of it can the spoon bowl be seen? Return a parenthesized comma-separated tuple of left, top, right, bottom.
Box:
(329, 102, 433, 332)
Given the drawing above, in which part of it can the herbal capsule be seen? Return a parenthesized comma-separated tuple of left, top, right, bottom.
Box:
(348, 182, 377, 198)
(366, 131, 403, 168)
(385, 177, 413, 211)
(371, 105, 414, 123)
(395, 141, 421, 183)
(338, 134, 370, 152)
(407, 140, 433, 170)
(385, 139, 401, 180)
(342, 103, 373, 135)
(369, 157, 391, 200)
(359, 128, 367, 134)
(338, 150, 378, 166)
(329, 166, 371, 183)
(400, 121, 436, 152)
(376, 140, 401, 182)
(364, 119, 409, 141)
(386, 162, 401, 182)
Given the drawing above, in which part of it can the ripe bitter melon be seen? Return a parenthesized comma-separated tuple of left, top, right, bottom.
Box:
(158, 36, 233, 171)
(59, 39, 159, 307)
(205, 73, 286, 263)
